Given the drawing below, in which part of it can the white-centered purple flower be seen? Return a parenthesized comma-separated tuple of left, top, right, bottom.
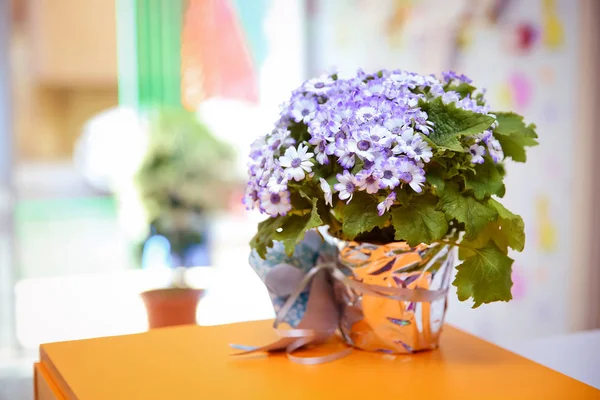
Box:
(260, 190, 292, 217)
(356, 106, 378, 123)
(267, 170, 288, 193)
(337, 151, 356, 169)
(325, 130, 347, 155)
(308, 134, 331, 165)
(279, 144, 314, 181)
(267, 128, 295, 151)
(413, 111, 434, 135)
(369, 125, 394, 147)
(456, 97, 490, 114)
(398, 159, 426, 193)
(243, 186, 260, 209)
(334, 170, 358, 203)
(379, 158, 401, 189)
(469, 144, 486, 164)
(319, 178, 333, 206)
(475, 130, 493, 145)
(333, 139, 356, 168)
(441, 91, 461, 105)
(304, 74, 334, 94)
(377, 192, 396, 216)
(347, 135, 377, 161)
(442, 71, 473, 84)
(311, 110, 342, 136)
(487, 138, 504, 163)
(384, 118, 407, 136)
(291, 98, 317, 123)
(356, 169, 383, 194)
(392, 128, 417, 158)
(409, 136, 433, 163)
(361, 80, 385, 97)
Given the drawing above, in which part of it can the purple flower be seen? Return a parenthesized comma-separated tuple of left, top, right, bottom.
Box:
(398, 160, 426, 193)
(409, 136, 433, 163)
(469, 144, 486, 164)
(392, 128, 417, 157)
(319, 178, 333, 206)
(334, 170, 358, 203)
(475, 130, 493, 145)
(369, 125, 394, 147)
(309, 109, 341, 137)
(442, 71, 473, 84)
(279, 144, 314, 181)
(363, 159, 376, 170)
(290, 97, 317, 123)
(243, 186, 260, 209)
(260, 190, 292, 216)
(267, 170, 288, 193)
(347, 134, 377, 161)
(337, 151, 356, 169)
(377, 192, 396, 216)
(303, 74, 334, 94)
(379, 158, 401, 189)
(413, 111, 434, 135)
(308, 133, 331, 165)
(267, 129, 295, 150)
(384, 118, 407, 135)
(487, 138, 504, 163)
(442, 91, 461, 105)
(456, 97, 490, 114)
(356, 106, 378, 123)
(356, 169, 383, 194)
(361, 80, 385, 96)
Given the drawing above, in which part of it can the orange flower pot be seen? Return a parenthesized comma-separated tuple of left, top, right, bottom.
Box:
(140, 288, 204, 329)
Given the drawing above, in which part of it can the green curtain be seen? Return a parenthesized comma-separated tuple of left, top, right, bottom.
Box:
(116, 0, 185, 108)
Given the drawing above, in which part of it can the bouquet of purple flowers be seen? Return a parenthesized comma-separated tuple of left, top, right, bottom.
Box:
(244, 69, 537, 307)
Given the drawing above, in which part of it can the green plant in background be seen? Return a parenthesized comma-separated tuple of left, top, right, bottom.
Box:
(135, 109, 236, 260)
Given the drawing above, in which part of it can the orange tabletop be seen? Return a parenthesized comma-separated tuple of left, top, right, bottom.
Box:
(35, 319, 599, 400)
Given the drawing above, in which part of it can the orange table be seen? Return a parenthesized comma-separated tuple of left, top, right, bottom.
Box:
(34, 319, 599, 399)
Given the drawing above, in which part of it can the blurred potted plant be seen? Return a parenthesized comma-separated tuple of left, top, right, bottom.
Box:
(135, 108, 235, 328)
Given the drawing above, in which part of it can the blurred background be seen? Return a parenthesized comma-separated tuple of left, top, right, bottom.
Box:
(0, 0, 599, 397)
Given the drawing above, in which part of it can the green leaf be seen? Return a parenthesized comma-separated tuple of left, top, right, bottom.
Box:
(420, 133, 463, 153)
(488, 199, 525, 252)
(496, 135, 538, 162)
(420, 98, 495, 151)
(391, 198, 448, 246)
(493, 112, 539, 162)
(273, 198, 323, 256)
(453, 242, 514, 307)
(494, 112, 538, 138)
(288, 122, 310, 143)
(463, 160, 506, 200)
(447, 82, 476, 97)
(439, 183, 497, 239)
(250, 216, 288, 259)
(342, 192, 388, 239)
(460, 199, 525, 256)
(426, 165, 446, 194)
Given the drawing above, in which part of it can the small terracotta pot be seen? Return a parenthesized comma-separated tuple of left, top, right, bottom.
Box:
(140, 288, 204, 329)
